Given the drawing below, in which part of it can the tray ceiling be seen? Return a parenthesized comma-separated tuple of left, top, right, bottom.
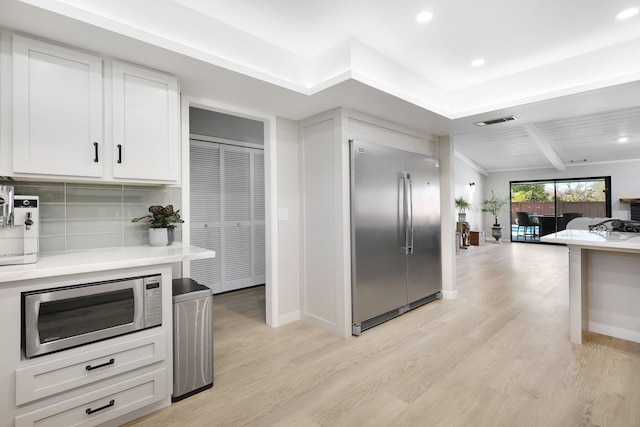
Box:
(2, 0, 640, 172)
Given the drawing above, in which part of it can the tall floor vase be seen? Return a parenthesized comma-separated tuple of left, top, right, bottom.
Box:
(491, 224, 503, 243)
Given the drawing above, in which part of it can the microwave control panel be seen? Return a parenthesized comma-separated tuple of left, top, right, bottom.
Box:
(144, 275, 162, 328)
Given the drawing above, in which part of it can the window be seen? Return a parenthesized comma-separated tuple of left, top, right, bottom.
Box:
(510, 177, 611, 242)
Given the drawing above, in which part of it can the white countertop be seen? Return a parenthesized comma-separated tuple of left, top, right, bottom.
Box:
(541, 229, 640, 251)
(0, 244, 215, 283)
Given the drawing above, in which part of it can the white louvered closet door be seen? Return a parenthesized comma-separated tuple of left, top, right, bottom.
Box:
(190, 139, 265, 294)
(190, 140, 222, 292)
(222, 145, 266, 291)
(252, 151, 266, 282)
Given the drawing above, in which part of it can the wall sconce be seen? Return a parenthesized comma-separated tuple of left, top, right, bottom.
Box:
(469, 182, 476, 193)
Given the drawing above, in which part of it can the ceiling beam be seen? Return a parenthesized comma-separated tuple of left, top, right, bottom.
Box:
(523, 123, 566, 171)
(454, 150, 488, 176)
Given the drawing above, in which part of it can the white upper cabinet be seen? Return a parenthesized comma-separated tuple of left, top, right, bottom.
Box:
(12, 35, 104, 177)
(8, 35, 180, 184)
(112, 62, 179, 182)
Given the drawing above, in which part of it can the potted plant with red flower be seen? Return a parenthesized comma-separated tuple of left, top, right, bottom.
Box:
(132, 204, 184, 246)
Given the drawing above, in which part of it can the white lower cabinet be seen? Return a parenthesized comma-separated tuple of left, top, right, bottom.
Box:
(14, 330, 168, 427)
(0, 265, 174, 427)
(15, 368, 166, 427)
(16, 331, 166, 405)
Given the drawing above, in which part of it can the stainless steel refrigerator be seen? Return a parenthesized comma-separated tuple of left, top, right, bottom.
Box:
(350, 139, 442, 335)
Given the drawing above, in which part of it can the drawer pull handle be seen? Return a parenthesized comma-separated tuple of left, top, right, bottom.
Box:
(86, 358, 115, 371)
(117, 144, 122, 164)
(86, 399, 115, 415)
(93, 142, 99, 163)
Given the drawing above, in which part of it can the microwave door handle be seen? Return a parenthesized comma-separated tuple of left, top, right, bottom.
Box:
(133, 280, 146, 329)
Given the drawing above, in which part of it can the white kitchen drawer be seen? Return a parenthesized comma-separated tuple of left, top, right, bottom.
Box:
(15, 368, 166, 427)
(16, 330, 165, 405)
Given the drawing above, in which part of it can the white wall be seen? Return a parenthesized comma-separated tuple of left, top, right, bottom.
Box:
(299, 109, 348, 337)
(439, 136, 457, 300)
(275, 118, 301, 325)
(485, 160, 640, 231)
(454, 156, 486, 230)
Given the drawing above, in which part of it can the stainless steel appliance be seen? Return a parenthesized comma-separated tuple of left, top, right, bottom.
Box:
(172, 278, 213, 401)
(0, 185, 39, 265)
(350, 140, 442, 335)
(22, 274, 162, 358)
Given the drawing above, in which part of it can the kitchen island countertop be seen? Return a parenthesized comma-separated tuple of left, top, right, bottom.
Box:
(540, 229, 640, 251)
(0, 244, 215, 283)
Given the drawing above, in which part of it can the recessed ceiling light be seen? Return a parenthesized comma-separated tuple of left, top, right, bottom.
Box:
(471, 58, 485, 67)
(617, 136, 630, 143)
(416, 11, 433, 23)
(616, 7, 639, 20)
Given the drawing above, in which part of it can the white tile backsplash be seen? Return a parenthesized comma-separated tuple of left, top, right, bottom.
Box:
(40, 204, 65, 221)
(40, 236, 66, 253)
(124, 229, 151, 247)
(39, 219, 66, 236)
(123, 186, 172, 205)
(67, 233, 123, 251)
(66, 219, 123, 234)
(66, 184, 123, 204)
(66, 204, 123, 220)
(8, 181, 182, 253)
(12, 182, 65, 203)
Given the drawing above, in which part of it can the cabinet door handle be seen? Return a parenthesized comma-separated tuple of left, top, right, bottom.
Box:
(93, 142, 99, 163)
(86, 358, 115, 371)
(86, 399, 115, 415)
(117, 144, 122, 164)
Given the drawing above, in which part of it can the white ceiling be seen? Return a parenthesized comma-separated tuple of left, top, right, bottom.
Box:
(454, 104, 640, 172)
(2, 0, 640, 173)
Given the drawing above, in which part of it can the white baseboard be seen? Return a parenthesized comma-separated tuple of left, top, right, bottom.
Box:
(588, 321, 640, 344)
(276, 310, 300, 327)
(441, 289, 459, 300)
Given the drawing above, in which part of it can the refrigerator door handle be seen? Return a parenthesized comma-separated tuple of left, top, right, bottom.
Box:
(401, 172, 408, 254)
(402, 172, 413, 255)
(407, 172, 414, 254)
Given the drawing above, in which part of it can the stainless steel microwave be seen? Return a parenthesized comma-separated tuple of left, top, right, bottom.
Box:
(22, 274, 162, 358)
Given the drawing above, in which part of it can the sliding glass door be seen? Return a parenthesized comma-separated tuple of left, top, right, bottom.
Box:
(510, 176, 611, 242)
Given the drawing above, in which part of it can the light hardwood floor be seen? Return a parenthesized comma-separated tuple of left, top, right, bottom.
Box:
(127, 242, 640, 427)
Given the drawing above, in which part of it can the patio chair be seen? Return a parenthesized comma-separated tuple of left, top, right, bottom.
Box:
(561, 212, 583, 230)
(516, 211, 540, 239)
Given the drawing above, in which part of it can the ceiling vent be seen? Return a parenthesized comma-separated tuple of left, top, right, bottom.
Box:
(473, 115, 517, 126)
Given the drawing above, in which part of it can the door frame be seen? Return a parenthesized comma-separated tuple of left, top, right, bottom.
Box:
(180, 95, 278, 327)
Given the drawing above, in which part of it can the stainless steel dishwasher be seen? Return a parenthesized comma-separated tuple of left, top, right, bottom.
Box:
(172, 278, 213, 402)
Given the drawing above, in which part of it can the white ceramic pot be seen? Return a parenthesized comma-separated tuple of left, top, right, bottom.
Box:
(149, 228, 168, 246)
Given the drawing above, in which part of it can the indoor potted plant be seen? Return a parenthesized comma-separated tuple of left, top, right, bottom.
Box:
(455, 196, 471, 222)
(132, 204, 184, 246)
(481, 191, 509, 242)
